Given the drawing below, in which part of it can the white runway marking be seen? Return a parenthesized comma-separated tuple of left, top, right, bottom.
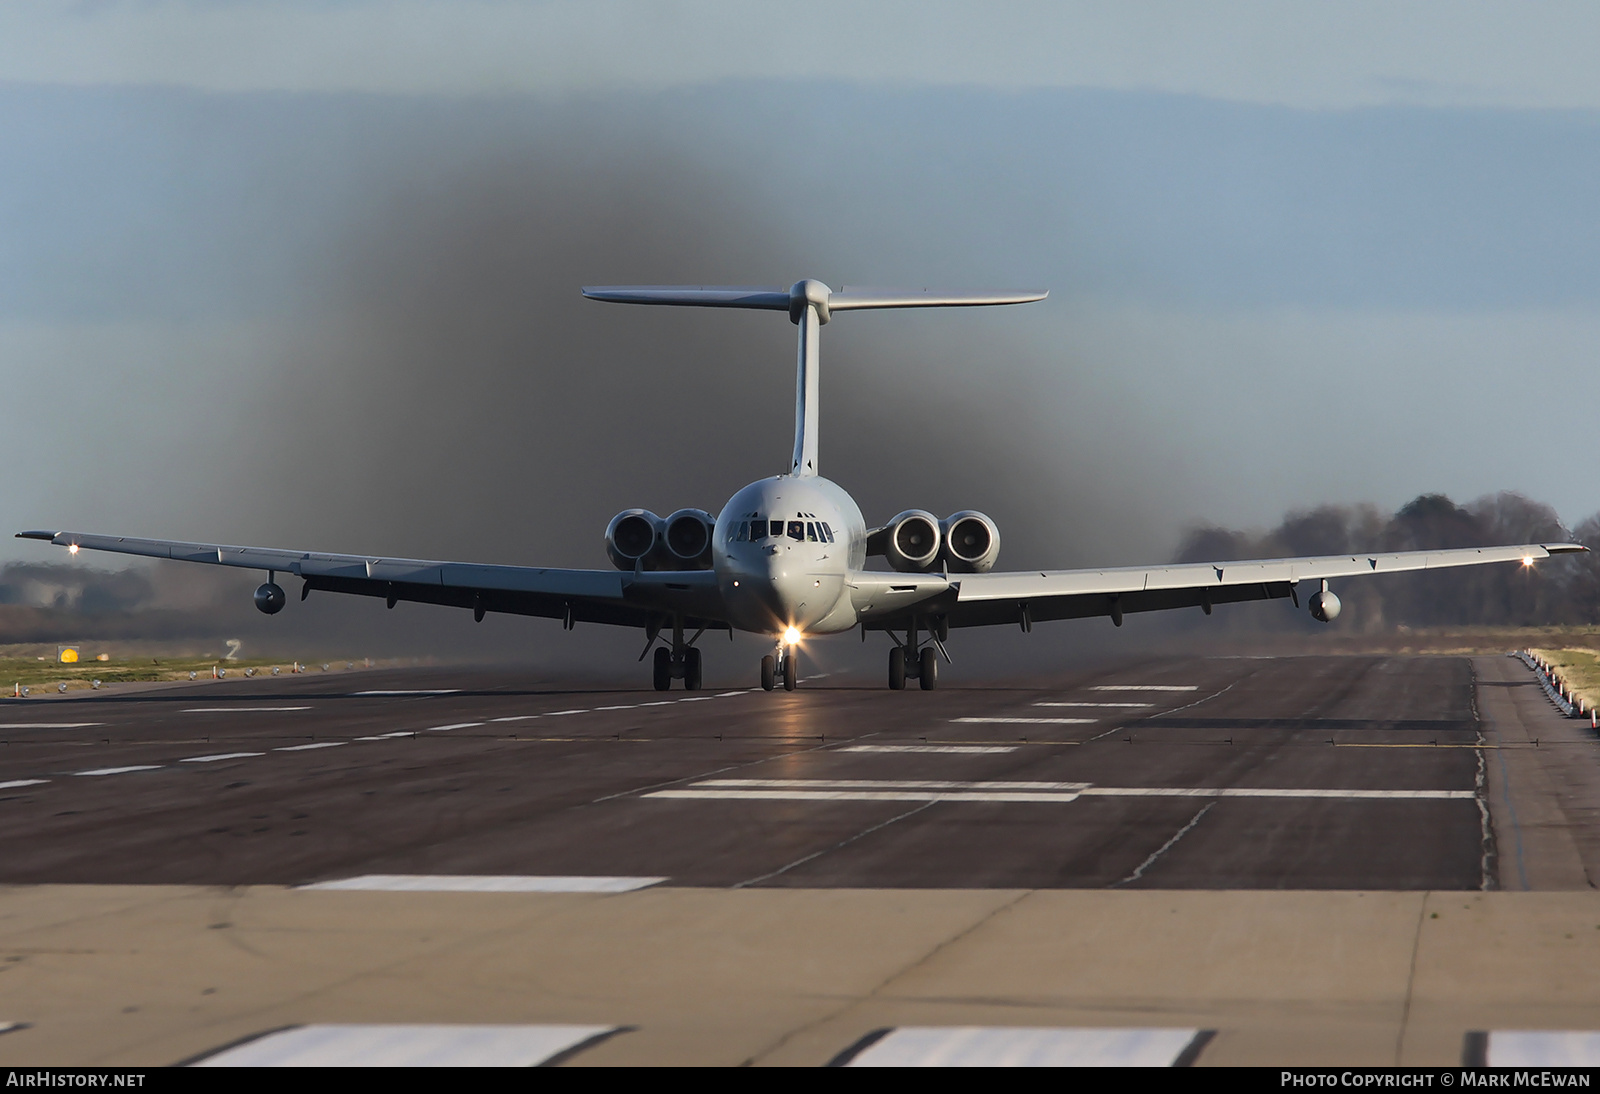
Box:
(841, 745, 1019, 754)
(544, 709, 586, 716)
(490, 715, 536, 722)
(355, 731, 414, 740)
(0, 723, 101, 729)
(1477, 1031, 1600, 1066)
(648, 778, 1474, 805)
(181, 752, 264, 764)
(1091, 685, 1198, 692)
(836, 1026, 1211, 1067)
(299, 875, 665, 893)
(593, 705, 636, 711)
(74, 766, 161, 776)
(716, 691, 749, 697)
(0, 780, 47, 790)
(191, 1023, 621, 1067)
(354, 690, 460, 696)
(953, 717, 1096, 725)
(273, 742, 345, 752)
(1035, 702, 1150, 708)
(424, 722, 483, 732)
(183, 707, 311, 713)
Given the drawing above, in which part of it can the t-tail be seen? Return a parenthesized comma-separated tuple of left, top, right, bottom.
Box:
(581, 281, 1048, 477)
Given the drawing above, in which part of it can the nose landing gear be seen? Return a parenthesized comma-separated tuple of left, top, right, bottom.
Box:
(760, 642, 798, 692)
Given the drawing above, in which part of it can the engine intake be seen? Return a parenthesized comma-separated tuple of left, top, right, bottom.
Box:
(605, 509, 661, 571)
(884, 510, 942, 573)
(939, 511, 1001, 573)
(663, 509, 716, 569)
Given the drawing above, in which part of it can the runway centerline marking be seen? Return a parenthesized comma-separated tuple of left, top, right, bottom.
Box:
(353, 690, 460, 696)
(74, 766, 161, 776)
(1034, 702, 1149, 708)
(424, 722, 484, 732)
(0, 723, 102, 729)
(646, 778, 1475, 805)
(1091, 685, 1198, 692)
(183, 707, 311, 713)
(0, 779, 47, 790)
(953, 717, 1096, 725)
(180, 752, 265, 763)
(841, 745, 1019, 754)
(490, 716, 536, 722)
(273, 742, 345, 752)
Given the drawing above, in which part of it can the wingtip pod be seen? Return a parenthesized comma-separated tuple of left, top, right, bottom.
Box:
(1544, 543, 1590, 555)
(15, 530, 58, 541)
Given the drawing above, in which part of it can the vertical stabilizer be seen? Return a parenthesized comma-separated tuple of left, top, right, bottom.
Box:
(581, 281, 1047, 480)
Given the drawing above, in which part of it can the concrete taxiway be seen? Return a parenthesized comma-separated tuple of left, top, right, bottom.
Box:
(0, 652, 1596, 1065)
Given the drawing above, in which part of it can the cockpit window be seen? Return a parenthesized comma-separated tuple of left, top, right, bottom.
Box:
(787, 520, 804, 541)
(805, 522, 818, 542)
(736, 521, 749, 542)
(820, 522, 834, 543)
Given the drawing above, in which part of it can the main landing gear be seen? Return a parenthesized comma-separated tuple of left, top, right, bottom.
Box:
(886, 616, 947, 691)
(648, 616, 702, 691)
(760, 642, 798, 692)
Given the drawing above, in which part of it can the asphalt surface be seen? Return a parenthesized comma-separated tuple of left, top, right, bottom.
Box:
(0, 652, 1510, 890)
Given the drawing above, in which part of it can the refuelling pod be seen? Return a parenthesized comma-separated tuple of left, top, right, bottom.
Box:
(883, 510, 942, 573)
(1309, 581, 1341, 623)
(605, 509, 662, 571)
(254, 581, 286, 615)
(662, 508, 716, 569)
(939, 510, 1001, 573)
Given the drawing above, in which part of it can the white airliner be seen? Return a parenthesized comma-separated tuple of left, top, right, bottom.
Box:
(17, 280, 1585, 692)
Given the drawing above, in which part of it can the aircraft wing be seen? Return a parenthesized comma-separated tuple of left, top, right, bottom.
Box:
(14, 531, 727, 630)
(851, 542, 1587, 629)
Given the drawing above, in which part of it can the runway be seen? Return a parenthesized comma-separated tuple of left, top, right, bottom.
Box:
(1, 651, 1598, 1065)
(0, 654, 1511, 889)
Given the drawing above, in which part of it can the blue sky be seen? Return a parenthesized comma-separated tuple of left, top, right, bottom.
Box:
(2, 2, 1598, 570)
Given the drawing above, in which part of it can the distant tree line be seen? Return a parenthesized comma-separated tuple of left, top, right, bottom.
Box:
(1172, 492, 1600, 632)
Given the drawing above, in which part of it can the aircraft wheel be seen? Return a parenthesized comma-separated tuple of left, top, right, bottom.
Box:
(760, 655, 776, 691)
(783, 651, 798, 691)
(919, 647, 938, 690)
(653, 646, 673, 691)
(684, 647, 703, 691)
(888, 649, 906, 690)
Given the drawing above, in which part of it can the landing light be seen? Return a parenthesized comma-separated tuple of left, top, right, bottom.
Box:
(1523, 556, 1535, 568)
(68, 543, 79, 555)
(783, 627, 802, 646)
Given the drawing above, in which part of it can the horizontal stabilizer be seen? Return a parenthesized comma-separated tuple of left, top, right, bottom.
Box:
(581, 286, 790, 310)
(583, 280, 1047, 322)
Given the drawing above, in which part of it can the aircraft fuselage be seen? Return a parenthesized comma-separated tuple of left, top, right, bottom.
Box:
(713, 475, 866, 637)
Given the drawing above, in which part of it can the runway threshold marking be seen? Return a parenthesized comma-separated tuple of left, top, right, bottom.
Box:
(298, 875, 666, 893)
(189, 1023, 625, 1067)
(1465, 1031, 1600, 1067)
(646, 778, 1476, 805)
(830, 1027, 1214, 1067)
(840, 745, 1019, 754)
(180, 752, 265, 763)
